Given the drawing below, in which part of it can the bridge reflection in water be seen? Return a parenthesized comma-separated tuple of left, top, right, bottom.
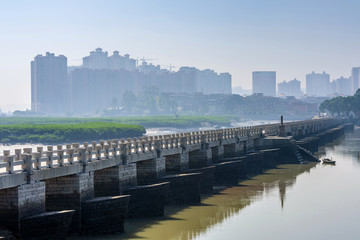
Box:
(78, 163, 316, 240)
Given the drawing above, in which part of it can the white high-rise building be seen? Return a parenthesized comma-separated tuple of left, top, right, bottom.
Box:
(306, 71, 330, 97)
(252, 71, 276, 97)
(351, 67, 360, 94)
(31, 52, 67, 114)
(278, 78, 302, 98)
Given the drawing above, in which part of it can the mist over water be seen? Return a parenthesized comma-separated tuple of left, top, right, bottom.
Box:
(71, 127, 360, 240)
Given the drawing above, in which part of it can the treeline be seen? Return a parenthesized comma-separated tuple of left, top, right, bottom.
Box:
(320, 89, 360, 116)
(0, 115, 232, 128)
(0, 122, 146, 144)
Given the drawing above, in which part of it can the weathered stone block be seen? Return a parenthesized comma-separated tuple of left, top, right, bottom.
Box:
(20, 210, 74, 240)
(81, 195, 130, 234)
(160, 173, 201, 204)
(125, 182, 169, 218)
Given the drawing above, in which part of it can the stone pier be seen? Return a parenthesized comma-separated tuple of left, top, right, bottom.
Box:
(188, 149, 212, 169)
(165, 152, 189, 173)
(94, 164, 137, 196)
(136, 157, 166, 185)
(211, 145, 224, 162)
(0, 182, 45, 233)
(45, 173, 94, 233)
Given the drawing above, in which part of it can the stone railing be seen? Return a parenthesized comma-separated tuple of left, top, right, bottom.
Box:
(0, 117, 342, 180)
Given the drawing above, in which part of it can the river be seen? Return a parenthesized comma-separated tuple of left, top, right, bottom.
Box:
(69, 126, 360, 240)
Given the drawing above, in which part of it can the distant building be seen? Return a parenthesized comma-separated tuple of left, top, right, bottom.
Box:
(232, 86, 251, 95)
(277, 78, 301, 98)
(32, 48, 232, 115)
(252, 71, 276, 97)
(306, 71, 330, 97)
(331, 76, 352, 96)
(83, 48, 136, 71)
(179, 67, 232, 95)
(31, 52, 67, 114)
(351, 67, 360, 94)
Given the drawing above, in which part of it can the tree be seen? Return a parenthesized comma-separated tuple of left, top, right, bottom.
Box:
(320, 89, 360, 117)
(122, 91, 137, 112)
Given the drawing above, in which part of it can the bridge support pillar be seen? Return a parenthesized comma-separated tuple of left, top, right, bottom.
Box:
(0, 182, 45, 233)
(94, 164, 137, 196)
(136, 157, 166, 185)
(211, 145, 224, 162)
(223, 143, 243, 158)
(45, 172, 94, 233)
(165, 152, 189, 173)
(188, 149, 212, 169)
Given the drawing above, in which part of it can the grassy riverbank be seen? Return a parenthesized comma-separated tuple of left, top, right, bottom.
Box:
(0, 122, 146, 144)
(0, 115, 232, 128)
(0, 115, 232, 144)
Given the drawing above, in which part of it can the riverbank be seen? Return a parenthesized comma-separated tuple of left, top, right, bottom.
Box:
(0, 115, 232, 128)
(0, 122, 146, 144)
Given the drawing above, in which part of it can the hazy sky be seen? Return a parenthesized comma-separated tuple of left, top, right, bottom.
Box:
(1, 0, 360, 111)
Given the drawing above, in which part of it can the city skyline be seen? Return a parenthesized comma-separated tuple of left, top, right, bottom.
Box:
(1, 0, 360, 111)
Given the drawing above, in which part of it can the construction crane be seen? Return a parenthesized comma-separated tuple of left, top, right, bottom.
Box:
(161, 64, 177, 71)
(136, 57, 158, 67)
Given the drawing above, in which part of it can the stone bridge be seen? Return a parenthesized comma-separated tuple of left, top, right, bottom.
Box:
(0, 117, 350, 238)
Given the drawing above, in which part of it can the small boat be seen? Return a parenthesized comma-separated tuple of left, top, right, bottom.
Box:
(322, 158, 336, 164)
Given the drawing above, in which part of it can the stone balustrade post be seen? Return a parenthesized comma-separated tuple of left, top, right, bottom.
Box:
(140, 137, 145, 153)
(79, 148, 87, 167)
(3, 150, 10, 156)
(154, 139, 162, 157)
(180, 137, 187, 150)
(57, 145, 64, 166)
(87, 146, 93, 161)
(95, 145, 102, 159)
(120, 139, 127, 155)
(23, 154, 34, 183)
(103, 144, 109, 159)
(45, 149, 53, 168)
(5, 156, 14, 174)
(133, 138, 139, 154)
(126, 138, 132, 154)
(15, 149, 21, 160)
(67, 149, 74, 164)
(32, 152, 41, 170)
(174, 134, 179, 148)
(111, 143, 118, 157)
(23, 148, 32, 154)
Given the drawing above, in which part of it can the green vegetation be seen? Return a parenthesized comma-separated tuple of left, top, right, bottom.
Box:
(320, 89, 360, 116)
(0, 115, 232, 128)
(0, 122, 146, 144)
(0, 115, 232, 144)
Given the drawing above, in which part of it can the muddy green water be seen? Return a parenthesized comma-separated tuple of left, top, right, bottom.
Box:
(76, 127, 360, 240)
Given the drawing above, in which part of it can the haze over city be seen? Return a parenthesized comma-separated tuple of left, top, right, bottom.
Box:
(1, 0, 360, 111)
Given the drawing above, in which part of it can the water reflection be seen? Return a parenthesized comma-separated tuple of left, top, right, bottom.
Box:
(74, 163, 317, 240)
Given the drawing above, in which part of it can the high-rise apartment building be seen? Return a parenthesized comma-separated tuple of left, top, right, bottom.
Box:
(31, 52, 67, 114)
(277, 78, 301, 98)
(82, 48, 136, 71)
(351, 67, 360, 94)
(252, 71, 276, 97)
(306, 71, 330, 97)
(332, 76, 352, 96)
